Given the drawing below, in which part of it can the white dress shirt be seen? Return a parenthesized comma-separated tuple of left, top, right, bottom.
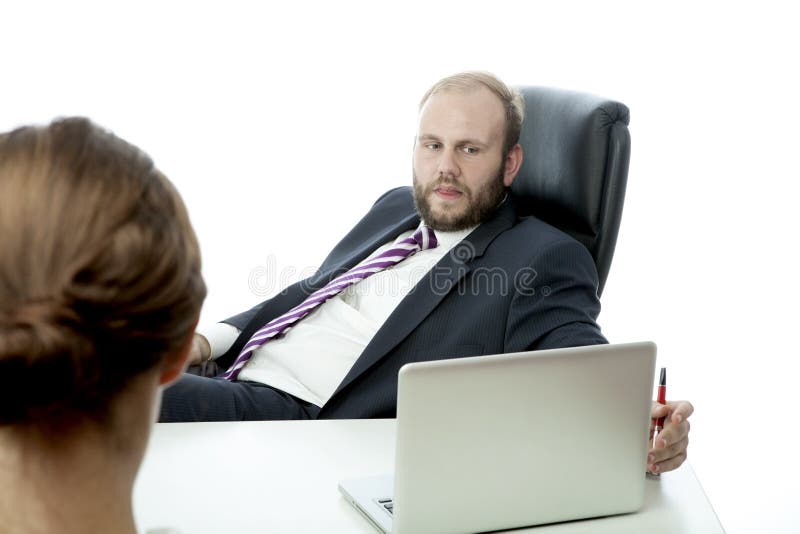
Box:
(201, 223, 475, 407)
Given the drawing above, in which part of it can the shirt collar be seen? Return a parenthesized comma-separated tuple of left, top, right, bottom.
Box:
(416, 221, 477, 250)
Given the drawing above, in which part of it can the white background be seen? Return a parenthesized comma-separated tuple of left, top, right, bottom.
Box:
(2, 1, 798, 532)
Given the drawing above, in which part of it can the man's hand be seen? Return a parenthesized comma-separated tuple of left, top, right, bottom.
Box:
(188, 333, 211, 366)
(647, 400, 693, 474)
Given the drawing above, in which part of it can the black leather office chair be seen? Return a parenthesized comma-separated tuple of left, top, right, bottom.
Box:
(512, 87, 631, 296)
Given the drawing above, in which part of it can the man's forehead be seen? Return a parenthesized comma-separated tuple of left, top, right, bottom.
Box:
(417, 86, 505, 143)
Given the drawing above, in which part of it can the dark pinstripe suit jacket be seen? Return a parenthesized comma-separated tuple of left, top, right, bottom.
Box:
(218, 187, 607, 419)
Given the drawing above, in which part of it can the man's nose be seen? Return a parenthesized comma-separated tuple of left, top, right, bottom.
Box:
(437, 148, 461, 179)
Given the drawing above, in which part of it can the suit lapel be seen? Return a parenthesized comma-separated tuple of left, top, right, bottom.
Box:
(311, 212, 420, 287)
(223, 210, 420, 367)
(330, 196, 519, 398)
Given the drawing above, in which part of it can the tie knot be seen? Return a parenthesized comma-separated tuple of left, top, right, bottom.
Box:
(412, 226, 438, 250)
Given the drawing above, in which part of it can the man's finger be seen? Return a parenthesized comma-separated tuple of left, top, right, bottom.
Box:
(668, 400, 694, 423)
(650, 402, 670, 418)
(659, 418, 690, 446)
(648, 436, 689, 464)
(649, 450, 687, 474)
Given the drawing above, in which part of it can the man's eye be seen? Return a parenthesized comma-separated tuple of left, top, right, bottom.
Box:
(462, 146, 479, 155)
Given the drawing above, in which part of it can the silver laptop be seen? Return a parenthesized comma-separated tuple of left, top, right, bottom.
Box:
(339, 341, 656, 533)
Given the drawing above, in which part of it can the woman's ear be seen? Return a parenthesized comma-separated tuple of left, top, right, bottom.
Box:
(158, 318, 199, 387)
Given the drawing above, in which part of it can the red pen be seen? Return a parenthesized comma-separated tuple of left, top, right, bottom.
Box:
(652, 367, 667, 449)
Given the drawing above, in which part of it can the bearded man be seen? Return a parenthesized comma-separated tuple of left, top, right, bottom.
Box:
(161, 71, 692, 475)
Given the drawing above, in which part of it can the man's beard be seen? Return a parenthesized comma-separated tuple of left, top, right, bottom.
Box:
(412, 165, 507, 232)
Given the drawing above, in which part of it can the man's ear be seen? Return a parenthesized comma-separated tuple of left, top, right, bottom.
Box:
(159, 318, 198, 387)
(503, 144, 523, 187)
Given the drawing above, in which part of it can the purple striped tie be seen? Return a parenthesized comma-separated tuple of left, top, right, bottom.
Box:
(221, 226, 438, 380)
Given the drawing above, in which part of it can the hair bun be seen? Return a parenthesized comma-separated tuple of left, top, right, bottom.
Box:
(0, 298, 93, 425)
(1, 298, 85, 357)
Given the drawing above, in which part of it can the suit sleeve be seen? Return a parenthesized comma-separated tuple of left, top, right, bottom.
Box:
(504, 237, 608, 352)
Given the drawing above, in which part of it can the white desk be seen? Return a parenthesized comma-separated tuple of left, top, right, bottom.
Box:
(134, 420, 724, 533)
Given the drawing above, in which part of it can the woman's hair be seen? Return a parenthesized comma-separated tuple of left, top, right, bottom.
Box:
(0, 117, 206, 426)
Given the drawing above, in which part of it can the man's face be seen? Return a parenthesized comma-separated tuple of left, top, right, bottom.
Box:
(412, 86, 516, 232)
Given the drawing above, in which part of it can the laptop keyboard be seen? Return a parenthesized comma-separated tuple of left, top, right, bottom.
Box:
(376, 497, 393, 515)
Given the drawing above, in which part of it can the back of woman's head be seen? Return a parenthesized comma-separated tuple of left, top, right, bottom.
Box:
(0, 117, 206, 427)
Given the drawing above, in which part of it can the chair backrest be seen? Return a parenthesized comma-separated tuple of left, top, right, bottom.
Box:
(512, 87, 631, 296)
